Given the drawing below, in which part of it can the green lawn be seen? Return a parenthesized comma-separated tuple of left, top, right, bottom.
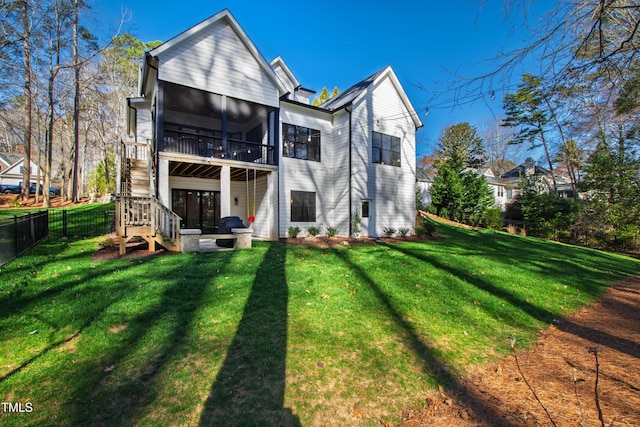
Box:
(0, 224, 638, 426)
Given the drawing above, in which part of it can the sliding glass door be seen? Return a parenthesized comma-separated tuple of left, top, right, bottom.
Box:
(172, 189, 220, 233)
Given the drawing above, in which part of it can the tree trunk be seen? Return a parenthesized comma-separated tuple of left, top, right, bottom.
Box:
(71, 0, 81, 203)
(21, 0, 32, 203)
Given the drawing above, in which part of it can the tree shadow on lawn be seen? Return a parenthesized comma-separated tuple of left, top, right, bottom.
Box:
(331, 247, 520, 426)
(199, 241, 300, 426)
(65, 250, 239, 426)
(387, 240, 640, 359)
(422, 226, 640, 298)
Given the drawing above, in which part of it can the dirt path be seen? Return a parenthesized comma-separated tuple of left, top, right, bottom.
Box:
(400, 275, 640, 426)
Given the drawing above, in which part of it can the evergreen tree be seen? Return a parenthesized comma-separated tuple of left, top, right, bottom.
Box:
(430, 123, 493, 223)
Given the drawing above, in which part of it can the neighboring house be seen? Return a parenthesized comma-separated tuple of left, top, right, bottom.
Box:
(478, 168, 507, 210)
(417, 160, 578, 212)
(416, 169, 434, 209)
(500, 158, 576, 204)
(119, 9, 422, 252)
(0, 153, 41, 187)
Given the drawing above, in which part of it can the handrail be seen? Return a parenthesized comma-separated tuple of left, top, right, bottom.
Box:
(116, 195, 182, 243)
(151, 196, 181, 243)
(162, 128, 275, 165)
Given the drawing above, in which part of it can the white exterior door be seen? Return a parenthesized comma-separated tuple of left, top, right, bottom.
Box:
(360, 199, 372, 237)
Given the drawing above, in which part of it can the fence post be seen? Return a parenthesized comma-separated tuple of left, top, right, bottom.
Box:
(62, 210, 68, 237)
(14, 215, 18, 255)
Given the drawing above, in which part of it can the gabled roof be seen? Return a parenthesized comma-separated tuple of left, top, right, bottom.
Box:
(270, 56, 300, 90)
(146, 9, 287, 96)
(416, 169, 435, 182)
(320, 66, 423, 129)
(501, 162, 552, 179)
(0, 153, 21, 168)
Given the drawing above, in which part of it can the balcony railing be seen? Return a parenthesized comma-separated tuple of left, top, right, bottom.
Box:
(162, 129, 276, 165)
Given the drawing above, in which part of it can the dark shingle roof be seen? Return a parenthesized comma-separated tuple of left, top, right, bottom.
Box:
(501, 162, 551, 179)
(0, 153, 22, 167)
(318, 69, 386, 111)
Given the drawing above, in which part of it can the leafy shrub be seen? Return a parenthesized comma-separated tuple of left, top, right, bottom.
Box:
(483, 207, 503, 230)
(352, 211, 361, 237)
(326, 226, 338, 238)
(422, 220, 436, 236)
(398, 227, 410, 237)
(439, 207, 450, 220)
(382, 227, 396, 237)
(306, 225, 321, 237)
(416, 221, 436, 237)
(288, 226, 301, 238)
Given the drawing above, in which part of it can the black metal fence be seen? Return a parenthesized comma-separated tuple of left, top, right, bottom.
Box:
(0, 211, 49, 266)
(48, 209, 116, 237)
(0, 209, 116, 267)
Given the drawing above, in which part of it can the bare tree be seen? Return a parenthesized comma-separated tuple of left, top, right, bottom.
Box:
(428, 1, 640, 111)
(480, 115, 521, 176)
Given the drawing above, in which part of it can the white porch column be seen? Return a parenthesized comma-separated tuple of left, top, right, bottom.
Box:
(221, 165, 231, 218)
(158, 158, 170, 206)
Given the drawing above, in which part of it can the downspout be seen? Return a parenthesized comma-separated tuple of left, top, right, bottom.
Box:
(346, 104, 353, 237)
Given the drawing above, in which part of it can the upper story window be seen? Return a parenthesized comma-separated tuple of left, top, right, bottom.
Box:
(283, 123, 320, 162)
(372, 131, 401, 167)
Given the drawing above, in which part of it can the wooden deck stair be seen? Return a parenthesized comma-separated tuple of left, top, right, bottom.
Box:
(116, 141, 182, 255)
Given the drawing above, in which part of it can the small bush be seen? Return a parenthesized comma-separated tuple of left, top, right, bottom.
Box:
(326, 226, 338, 238)
(306, 225, 321, 237)
(352, 211, 361, 237)
(422, 221, 436, 236)
(288, 226, 301, 238)
(398, 227, 410, 237)
(9, 198, 21, 207)
(506, 224, 518, 234)
(382, 227, 396, 238)
(483, 208, 503, 230)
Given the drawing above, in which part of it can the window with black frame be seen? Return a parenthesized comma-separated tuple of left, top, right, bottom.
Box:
(290, 191, 316, 222)
(372, 131, 401, 167)
(282, 123, 320, 162)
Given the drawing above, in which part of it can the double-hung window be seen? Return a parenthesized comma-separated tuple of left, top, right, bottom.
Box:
(372, 131, 401, 167)
(283, 123, 321, 162)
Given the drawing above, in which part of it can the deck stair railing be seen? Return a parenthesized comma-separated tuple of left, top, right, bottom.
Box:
(116, 139, 181, 251)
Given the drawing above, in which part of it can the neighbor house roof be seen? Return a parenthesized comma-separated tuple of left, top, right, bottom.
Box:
(0, 153, 22, 168)
(501, 162, 552, 179)
(416, 169, 435, 182)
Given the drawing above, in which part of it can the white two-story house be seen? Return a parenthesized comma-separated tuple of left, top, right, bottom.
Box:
(119, 9, 422, 252)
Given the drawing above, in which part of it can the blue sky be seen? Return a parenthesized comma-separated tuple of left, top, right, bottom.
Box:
(92, 0, 549, 158)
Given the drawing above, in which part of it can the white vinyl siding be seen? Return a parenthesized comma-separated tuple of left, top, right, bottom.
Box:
(158, 19, 280, 107)
(350, 76, 416, 237)
(137, 109, 153, 143)
(278, 105, 346, 237)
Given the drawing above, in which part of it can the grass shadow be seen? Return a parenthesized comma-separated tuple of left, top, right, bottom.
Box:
(199, 241, 300, 426)
(65, 251, 237, 425)
(331, 246, 518, 426)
